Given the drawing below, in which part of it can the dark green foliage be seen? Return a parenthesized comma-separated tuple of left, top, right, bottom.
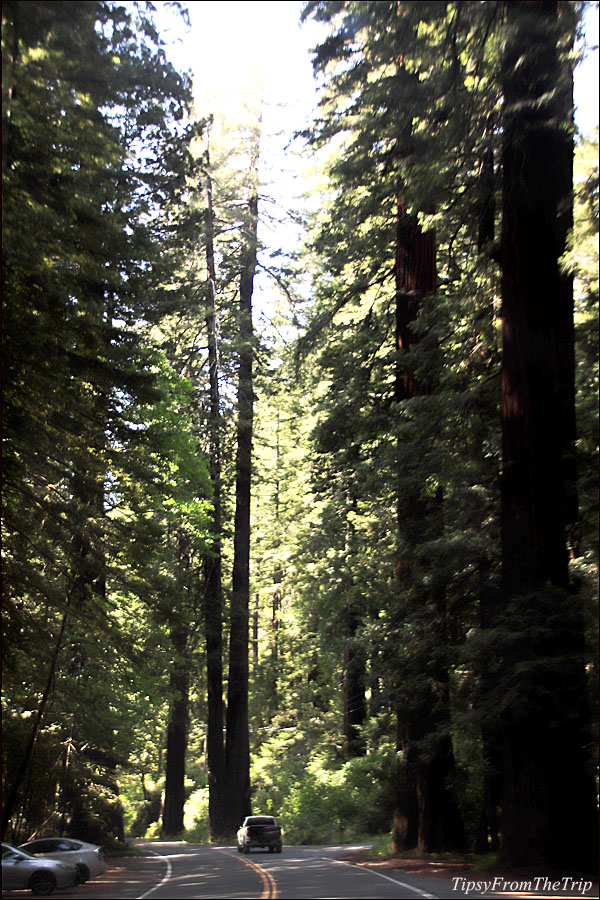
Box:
(284, 0, 597, 866)
(1, 0, 210, 843)
(295, 0, 504, 854)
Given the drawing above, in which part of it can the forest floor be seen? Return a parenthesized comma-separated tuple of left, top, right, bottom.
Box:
(341, 849, 599, 896)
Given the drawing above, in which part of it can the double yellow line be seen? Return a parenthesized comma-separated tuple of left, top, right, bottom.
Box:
(230, 851, 278, 899)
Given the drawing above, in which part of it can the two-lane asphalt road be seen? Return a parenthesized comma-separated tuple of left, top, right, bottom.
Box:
(32, 841, 448, 900)
(8, 841, 596, 900)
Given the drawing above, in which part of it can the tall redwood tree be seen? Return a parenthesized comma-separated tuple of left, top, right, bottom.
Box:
(498, 0, 598, 869)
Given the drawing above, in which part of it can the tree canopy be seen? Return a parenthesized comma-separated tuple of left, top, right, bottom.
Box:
(2, 0, 597, 875)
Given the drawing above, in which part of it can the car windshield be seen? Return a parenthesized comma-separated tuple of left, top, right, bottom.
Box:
(248, 817, 276, 825)
(2, 845, 35, 859)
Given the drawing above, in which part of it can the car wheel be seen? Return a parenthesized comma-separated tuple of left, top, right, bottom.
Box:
(244, 845, 250, 854)
(76, 863, 91, 883)
(269, 846, 275, 853)
(29, 870, 57, 896)
(276, 846, 282, 853)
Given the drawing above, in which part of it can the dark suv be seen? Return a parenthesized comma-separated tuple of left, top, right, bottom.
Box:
(237, 816, 283, 854)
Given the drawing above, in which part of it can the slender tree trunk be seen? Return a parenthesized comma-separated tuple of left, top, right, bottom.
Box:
(203, 134, 227, 837)
(224, 126, 260, 833)
(343, 492, 366, 757)
(269, 411, 282, 710)
(477, 119, 496, 255)
(270, 576, 281, 709)
(1, 595, 71, 839)
(498, 0, 597, 870)
(252, 594, 259, 672)
(475, 565, 501, 854)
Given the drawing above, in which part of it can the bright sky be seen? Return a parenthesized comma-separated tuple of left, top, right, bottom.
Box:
(156, 1, 321, 143)
(155, 1, 322, 270)
(159, 1, 599, 134)
(153, 0, 598, 332)
(575, 1, 600, 136)
(157, 0, 600, 223)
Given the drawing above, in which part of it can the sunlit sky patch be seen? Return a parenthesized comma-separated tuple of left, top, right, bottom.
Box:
(156, 1, 599, 136)
(151, 0, 599, 328)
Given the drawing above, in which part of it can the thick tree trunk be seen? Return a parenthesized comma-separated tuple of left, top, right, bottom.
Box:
(415, 583, 465, 853)
(415, 735, 465, 853)
(224, 129, 260, 833)
(162, 675, 188, 835)
(392, 713, 418, 852)
(499, 0, 598, 870)
(203, 145, 227, 838)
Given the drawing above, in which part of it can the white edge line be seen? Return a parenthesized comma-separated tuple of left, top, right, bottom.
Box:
(331, 857, 437, 899)
(135, 848, 173, 900)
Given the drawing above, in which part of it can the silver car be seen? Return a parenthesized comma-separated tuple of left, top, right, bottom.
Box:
(2, 842, 78, 895)
(19, 838, 106, 883)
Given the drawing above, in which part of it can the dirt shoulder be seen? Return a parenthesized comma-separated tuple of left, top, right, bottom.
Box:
(341, 850, 599, 896)
(342, 849, 478, 881)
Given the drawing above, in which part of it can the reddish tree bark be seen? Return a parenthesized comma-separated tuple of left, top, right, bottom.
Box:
(498, 0, 597, 870)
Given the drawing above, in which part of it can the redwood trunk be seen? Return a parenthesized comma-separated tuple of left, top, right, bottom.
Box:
(162, 682, 188, 836)
(499, 0, 597, 869)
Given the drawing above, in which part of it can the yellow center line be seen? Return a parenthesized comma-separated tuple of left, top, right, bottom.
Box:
(225, 850, 278, 899)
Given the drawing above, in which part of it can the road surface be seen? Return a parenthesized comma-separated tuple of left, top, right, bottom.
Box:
(0, 842, 449, 899)
(3, 841, 596, 900)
